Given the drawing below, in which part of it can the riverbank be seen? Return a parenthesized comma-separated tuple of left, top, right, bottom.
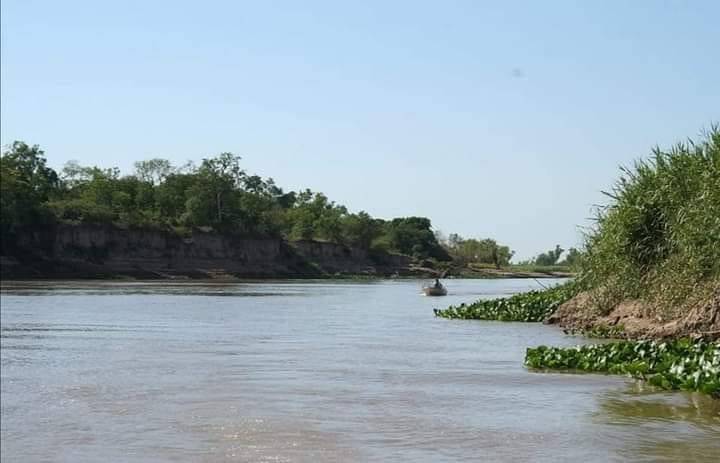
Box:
(545, 282, 720, 341)
(0, 224, 571, 281)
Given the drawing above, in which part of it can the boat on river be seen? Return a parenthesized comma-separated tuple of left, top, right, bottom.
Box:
(422, 281, 447, 296)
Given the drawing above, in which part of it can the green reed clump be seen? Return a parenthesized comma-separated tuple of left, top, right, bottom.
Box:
(433, 281, 578, 321)
(581, 127, 720, 316)
(525, 339, 720, 396)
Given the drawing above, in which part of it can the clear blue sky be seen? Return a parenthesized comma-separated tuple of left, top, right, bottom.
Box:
(2, 1, 718, 260)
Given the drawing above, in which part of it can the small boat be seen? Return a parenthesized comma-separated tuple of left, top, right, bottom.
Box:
(423, 286, 447, 296)
(422, 281, 448, 296)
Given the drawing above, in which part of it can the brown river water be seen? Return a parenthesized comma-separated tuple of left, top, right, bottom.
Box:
(1, 279, 718, 462)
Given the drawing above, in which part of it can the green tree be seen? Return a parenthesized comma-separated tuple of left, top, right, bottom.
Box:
(384, 217, 450, 260)
(559, 247, 582, 267)
(134, 158, 174, 185)
(533, 245, 565, 266)
(1, 142, 59, 239)
(155, 173, 197, 221)
(342, 212, 382, 249)
(187, 152, 246, 226)
(444, 235, 515, 268)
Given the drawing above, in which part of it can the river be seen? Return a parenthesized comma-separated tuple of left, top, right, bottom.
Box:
(1, 279, 718, 462)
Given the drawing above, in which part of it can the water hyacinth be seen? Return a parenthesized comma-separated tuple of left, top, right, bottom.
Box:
(525, 339, 720, 396)
(434, 281, 578, 322)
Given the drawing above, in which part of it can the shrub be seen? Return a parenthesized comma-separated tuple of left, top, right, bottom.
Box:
(48, 199, 117, 224)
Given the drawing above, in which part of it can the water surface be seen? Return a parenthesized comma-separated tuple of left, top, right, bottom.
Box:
(2, 279, 718, 462)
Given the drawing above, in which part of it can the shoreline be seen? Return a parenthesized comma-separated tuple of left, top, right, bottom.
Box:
(545, 286, 720, 341)
(0, 271, 572, 282)
(0, 223, 573, 282)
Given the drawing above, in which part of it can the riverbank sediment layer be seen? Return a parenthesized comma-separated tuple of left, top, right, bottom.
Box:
(0, 224, 415, 279)
(546, 283, 720, 341)
(0, 224, 574, 280)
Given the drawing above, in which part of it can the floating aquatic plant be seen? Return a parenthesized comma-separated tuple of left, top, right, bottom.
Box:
(525, 339, 720, 396)
(433, 281, 578, 322)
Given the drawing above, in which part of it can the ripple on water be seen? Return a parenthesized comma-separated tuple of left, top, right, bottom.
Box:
(1, 279, 719, 462)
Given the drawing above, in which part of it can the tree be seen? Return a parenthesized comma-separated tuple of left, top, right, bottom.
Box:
(443, 234, 515, 268)
(559, 247, 582, 267)
(384, 217, 450, 260)
(194, 152, 245, 225)
(493, 243, 515, 269)
(1, 142, 59, 201)
(533, 245, 565, 266)
(134, 158, 174, 185)
(289, 208, 315, 240)
(155, 173, 197, 221)
(1, 142, 59, 238)
(342, 212, 381, 249)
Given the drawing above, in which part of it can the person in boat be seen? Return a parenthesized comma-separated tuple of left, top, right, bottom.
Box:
(433, 278, 442, 288)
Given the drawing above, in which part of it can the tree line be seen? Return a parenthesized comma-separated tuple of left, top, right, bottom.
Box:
(515, 245, 581, 267)
(1, 141, 580, 267)
(0, 142, 451, 260)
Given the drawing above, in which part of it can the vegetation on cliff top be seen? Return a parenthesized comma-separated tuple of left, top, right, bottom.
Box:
(0, 143, 449, 261)
(1, 142, 585, 275)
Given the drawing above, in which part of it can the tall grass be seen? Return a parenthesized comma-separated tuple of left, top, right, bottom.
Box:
(581, 126, 720, 316)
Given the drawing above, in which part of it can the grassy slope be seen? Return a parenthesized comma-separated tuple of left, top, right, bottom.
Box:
(579, 128, 719, 320)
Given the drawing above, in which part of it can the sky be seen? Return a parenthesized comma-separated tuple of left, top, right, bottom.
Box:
(2, 0, 718, 260)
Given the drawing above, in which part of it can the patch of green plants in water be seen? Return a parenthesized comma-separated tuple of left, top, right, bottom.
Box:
(525, 339, 720, 397)
(433, 281, 578, 322)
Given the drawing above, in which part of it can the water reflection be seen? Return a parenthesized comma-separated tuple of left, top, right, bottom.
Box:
(597, 386, 720, 462)
(599, 388, 720, 427)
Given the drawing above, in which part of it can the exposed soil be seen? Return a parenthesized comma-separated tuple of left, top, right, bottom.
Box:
(545, 282, 720, 340)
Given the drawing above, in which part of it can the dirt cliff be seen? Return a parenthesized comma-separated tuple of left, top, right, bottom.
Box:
(0, 224, 412, 279)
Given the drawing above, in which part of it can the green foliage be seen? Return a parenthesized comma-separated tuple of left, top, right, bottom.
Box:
(384, 217, 451, 260)
(341, 211, 382, 249)
(444, 234, 514, 268)
(507, 264, 572, 274)
(531, 245, 565, 266)
(525, 339, 720, 396)
(284, 190, 347, 241)
(434, 280, 579, 321)
(581, 127, 720, 314)
(48, 199, 117, 224)
(558, 247, 582, 267)
(134, 158, 175, 185)
(155, 173, 196, 219)
(1, 142, 447, 259)
(1, 142, 59, 239)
